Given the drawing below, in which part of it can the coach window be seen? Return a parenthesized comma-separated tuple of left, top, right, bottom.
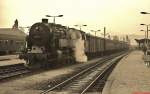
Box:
(5, 40, 8, 44)
(0, 40, 4, 44)
(10, 40, 13, 44)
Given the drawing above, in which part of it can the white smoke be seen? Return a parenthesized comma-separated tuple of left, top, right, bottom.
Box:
(68, 29, 87, 62)
(74, 38, 87, 62)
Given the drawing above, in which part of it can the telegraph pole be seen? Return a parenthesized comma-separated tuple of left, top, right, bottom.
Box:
(147, 25, 149, 46)
(104, 27, 106, 55)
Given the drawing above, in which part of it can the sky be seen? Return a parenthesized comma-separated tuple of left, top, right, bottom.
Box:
(1, 0, 150, 38)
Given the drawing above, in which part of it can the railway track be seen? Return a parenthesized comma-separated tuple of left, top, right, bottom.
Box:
(0, 64, 24, 74)
(0, 64, 30, 80)
(40, 53, 127, 94)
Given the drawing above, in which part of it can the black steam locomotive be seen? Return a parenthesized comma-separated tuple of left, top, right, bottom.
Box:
(19, 19, 129, 68)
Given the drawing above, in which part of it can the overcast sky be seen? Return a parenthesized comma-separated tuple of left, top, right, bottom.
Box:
(1, 0, 150, 37)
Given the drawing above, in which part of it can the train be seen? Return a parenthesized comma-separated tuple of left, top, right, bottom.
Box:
(0, 28, 26, 55)
(19, 19, 129, 68)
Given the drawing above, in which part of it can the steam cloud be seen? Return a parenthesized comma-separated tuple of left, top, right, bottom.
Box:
(69, 29, 87, 62)
(74, 38, 87, 62)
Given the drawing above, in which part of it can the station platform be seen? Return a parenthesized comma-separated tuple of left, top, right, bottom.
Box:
(0, 55, 25, 66)
(102, 50, 150, 94)
(0, 55, 18, 61)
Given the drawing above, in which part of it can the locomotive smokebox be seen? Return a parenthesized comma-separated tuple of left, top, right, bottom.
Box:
(42, 18, 48, 23)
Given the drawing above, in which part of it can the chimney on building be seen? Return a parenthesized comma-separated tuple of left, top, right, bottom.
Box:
(12, 19, 18, 30)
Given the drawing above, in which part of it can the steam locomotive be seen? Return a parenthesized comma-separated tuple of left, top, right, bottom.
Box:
(19, 19, 129, 68)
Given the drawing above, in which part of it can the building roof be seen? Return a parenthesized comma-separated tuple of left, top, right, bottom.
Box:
(0, 28, 26, 40)
(135, 38, 150, 43)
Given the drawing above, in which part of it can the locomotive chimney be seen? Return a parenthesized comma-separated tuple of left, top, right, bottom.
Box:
(42, 18, 48, 23)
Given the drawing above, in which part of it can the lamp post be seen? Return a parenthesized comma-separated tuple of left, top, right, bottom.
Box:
(140, 24, 150, 48)
(45, 15, 63, 24)
(140, 11, 150, 49)
(91, 30, 101, 37)
(45, 15, 63, 49)
(74, 24, 87, 31)
(141, 29, 147, 47)
(141, 12, 150, 14)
